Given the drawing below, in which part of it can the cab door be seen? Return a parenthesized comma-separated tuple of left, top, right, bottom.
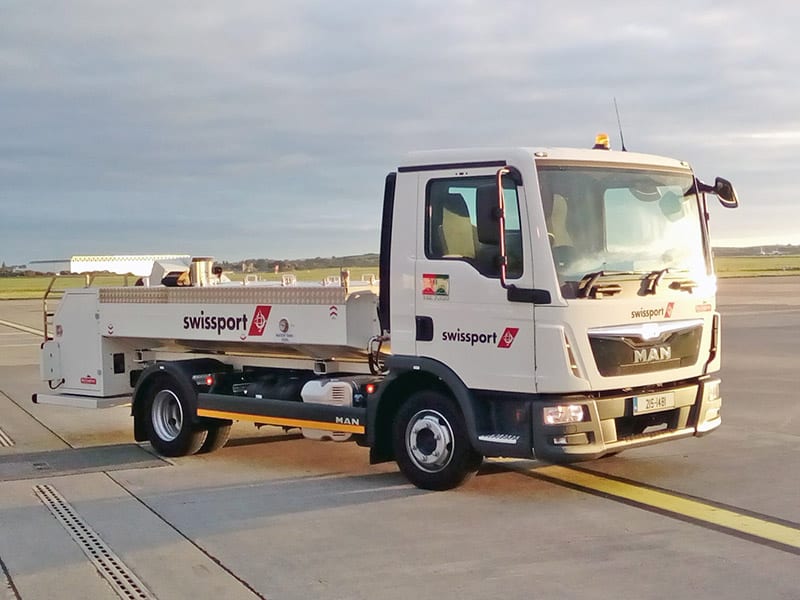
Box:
(414, 166, 535, 393)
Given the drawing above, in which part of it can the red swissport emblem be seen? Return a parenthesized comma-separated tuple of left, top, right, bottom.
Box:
(248, 305, 272, 336)
(665, 302, 675, 318)
(497, 327, 519, 348)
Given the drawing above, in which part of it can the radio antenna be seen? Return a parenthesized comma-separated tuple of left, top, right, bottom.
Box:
(614, 97, 627, 152)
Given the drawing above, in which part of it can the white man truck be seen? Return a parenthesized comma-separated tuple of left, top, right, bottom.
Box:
(34, 140, 739, 490)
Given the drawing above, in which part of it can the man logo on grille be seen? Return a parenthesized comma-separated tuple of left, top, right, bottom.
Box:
(248, 305, 272, 336)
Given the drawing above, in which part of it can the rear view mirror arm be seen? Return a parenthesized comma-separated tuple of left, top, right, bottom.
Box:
(495, 167, 510, 289)
(694, 176, 739, 209)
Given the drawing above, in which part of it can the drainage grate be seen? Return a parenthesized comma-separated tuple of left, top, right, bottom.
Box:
(0, 428, 13, 448)
(33, 484, 156, 600)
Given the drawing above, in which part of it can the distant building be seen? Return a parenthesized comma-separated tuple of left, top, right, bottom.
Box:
(70, 254, 190, 276)
(27, 259, 71, 273)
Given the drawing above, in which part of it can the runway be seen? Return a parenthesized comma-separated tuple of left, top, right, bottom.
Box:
(0, 279, 798, 599)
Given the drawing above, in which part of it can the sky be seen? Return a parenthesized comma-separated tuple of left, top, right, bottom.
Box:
(2, 0, 800, 265)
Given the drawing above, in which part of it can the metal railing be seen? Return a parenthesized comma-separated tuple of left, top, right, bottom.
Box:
(41, 272, 137, 342)
(42, 276, 64, 342)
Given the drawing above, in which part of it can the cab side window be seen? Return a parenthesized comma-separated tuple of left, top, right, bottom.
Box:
(426, 176, 523, 279)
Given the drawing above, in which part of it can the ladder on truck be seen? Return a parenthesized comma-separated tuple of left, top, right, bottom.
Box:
(42, 272, 122, 342)
(42, 276, 64, 342)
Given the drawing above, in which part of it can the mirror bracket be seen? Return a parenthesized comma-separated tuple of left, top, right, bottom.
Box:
(495, 167, 511, 289)
(694, 176, 739, 209)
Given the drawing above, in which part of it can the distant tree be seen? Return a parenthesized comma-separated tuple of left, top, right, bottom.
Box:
(214, 253, 379, 273)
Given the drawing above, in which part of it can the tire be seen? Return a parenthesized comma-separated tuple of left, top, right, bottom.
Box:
(198, 421, 232, 454)
(144, 375, 207, 457)
(393, 391, 483, 491)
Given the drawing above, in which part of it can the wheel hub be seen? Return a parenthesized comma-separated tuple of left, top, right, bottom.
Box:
(151, 389, 183, 442)
(406, 409, 454, 473)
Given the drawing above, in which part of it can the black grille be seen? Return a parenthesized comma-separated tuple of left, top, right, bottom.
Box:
(589, 325, 702, 377)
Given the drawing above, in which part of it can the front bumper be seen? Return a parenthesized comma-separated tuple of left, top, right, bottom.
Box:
(532, 377, 722, 461)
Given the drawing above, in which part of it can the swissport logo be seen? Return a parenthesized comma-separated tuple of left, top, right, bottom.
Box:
(248, 305, 272, 336)
(631, 302, 675, 320)
(182, 305, 272, 337)
(497, 327, 519, 348)
(441, 327, 519, 349)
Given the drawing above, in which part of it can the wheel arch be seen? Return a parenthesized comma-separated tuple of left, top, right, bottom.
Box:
(368, 355, 480, 463)
(132, 358, 229, 442)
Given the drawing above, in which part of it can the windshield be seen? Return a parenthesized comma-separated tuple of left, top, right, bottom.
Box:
(537, 165, 708, 293)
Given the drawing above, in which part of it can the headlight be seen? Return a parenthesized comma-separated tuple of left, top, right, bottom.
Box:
(543, 404, 586, 425)
(705, 379, 720, 401)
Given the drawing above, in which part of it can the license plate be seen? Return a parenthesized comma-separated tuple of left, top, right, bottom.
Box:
(633, 392, 675, 415)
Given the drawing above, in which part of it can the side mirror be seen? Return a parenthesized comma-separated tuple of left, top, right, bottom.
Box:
(714, 177, 739, 208)
(476, 184, 501, 244)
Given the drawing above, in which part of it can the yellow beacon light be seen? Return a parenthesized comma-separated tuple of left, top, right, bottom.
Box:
(593, 133, 611, 150)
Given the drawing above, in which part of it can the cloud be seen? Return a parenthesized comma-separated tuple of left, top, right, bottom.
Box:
(2, 1, 800, 263)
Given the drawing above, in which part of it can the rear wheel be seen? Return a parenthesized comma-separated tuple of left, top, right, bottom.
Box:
(144, 376, 207, 457)
(393, 391, 482, 491)
(198, 421, 232, 453)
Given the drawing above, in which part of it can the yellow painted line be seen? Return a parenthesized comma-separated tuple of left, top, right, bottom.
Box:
(197, 408, 365, 434)
(525, 464, 800, 553)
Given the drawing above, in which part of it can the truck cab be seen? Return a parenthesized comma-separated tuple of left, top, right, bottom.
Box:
(378, 145, 737, 476)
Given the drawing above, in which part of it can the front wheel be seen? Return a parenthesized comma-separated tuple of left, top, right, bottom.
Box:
(393, 391, 482, 491)
(144, 375, 207, 457)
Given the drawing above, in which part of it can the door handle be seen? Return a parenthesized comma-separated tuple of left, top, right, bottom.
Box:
(416, 316, 434, 341)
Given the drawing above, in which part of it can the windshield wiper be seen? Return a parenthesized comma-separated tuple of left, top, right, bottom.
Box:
(576, 270, 631, 298)
(669, 278, 698, 292)
(578, 269, 694, 298)
(643, 269, 669, 295)
(643, 268, 698, 294)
